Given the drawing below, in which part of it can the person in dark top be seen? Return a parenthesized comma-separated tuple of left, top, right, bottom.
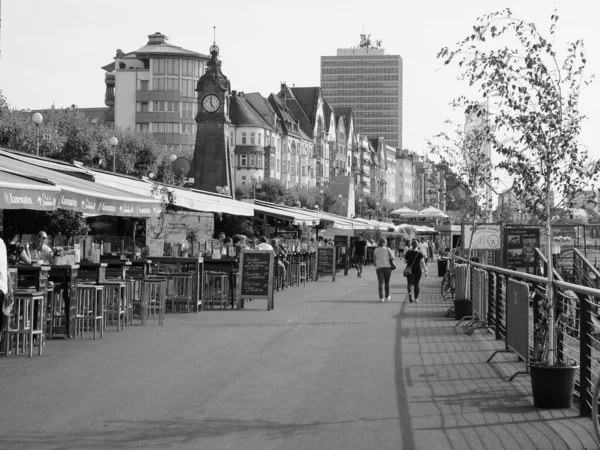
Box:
(353, 234, 368, 278)
(404, 240, 428, 303)
(6, 232, 31, 266)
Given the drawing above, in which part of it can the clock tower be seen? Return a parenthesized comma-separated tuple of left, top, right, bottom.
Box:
(191, 42, 234, 197)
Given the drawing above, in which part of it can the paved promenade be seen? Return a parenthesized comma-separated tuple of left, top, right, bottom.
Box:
(0, 262, 597, 449)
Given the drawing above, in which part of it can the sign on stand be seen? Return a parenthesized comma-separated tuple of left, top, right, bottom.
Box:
(334, 235, 349, 275)
(237, 250, 275, 310)
(315, 246, 336, 282)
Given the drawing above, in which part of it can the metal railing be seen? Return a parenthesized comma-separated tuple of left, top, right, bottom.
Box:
(455, 248, 600, 417)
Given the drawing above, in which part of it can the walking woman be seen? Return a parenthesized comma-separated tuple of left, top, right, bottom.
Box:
(404, 240, 428, 303)
(373, 238, 395, 302)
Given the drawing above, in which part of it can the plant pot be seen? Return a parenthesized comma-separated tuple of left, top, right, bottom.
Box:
(454, 298, 472, 320)
(530, 364, 578, 409)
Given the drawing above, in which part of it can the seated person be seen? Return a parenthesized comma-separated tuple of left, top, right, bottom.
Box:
(29, 231, 53, 264)
(6, 231, 31, 265)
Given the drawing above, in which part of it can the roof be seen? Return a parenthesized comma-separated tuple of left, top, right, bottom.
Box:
(278, 84, 314, 138)
(322, 98, 334, 132)
(291, 87, 320, 126)
(229, 94, 273, 130)
(101, 33, 209, 72)
(268, 94, 301, 138)
(335, 106, 353, 129)
(245, 93, 279, 131)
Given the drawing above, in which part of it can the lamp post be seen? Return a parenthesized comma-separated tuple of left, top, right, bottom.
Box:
(169, 154, 177, 183)
(296, 201, 301, 208)
(376, 202, 380, 221)
(32, 113, 43, 156)
(358, 198, 363, 217)
(319, 189, 324, 211)
(109, 136, 118, 173)
(338, 194, 343, 216)
(251, 175, 258, 199)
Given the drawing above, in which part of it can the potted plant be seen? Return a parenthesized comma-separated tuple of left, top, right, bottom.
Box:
(440, 10, 595, 407)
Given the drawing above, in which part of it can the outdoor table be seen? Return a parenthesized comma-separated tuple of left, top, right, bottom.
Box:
(130, 259, 152, 277)
(48, 265, 79, 339)
(149, 257, 203, 312)
(99, 258, 132, 280)
(13, 264, 50, 292)
(78, 262, 107, 283)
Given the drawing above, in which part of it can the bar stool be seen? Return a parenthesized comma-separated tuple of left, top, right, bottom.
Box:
(5, 290, 45, 357)
(167, 274, 194, 313)
(99, 281, 126, 331)
(139, 278, 166, 325)
(204, 272, 229, 310)
(298, 262, 308, 287)
(122, 279, 135, 326)
(75, 285, 104, 340)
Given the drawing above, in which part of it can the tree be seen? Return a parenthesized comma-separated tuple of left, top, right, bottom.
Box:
(428, 122, 495, 299)
(42, 210, 90, 239)
(439, 9, 598, 365)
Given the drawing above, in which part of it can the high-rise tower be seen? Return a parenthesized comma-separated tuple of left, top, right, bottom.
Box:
(320, 34, 403, 148)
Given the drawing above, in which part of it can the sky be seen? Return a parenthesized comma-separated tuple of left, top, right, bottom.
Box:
(1, 0, 598, 163)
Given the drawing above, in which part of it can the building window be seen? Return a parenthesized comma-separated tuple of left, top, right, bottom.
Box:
(277, 159, 281, 172)
(258, 134, 262, 146)
(291, 162, 296, 175)
(242, 132, 247, 144)
(181, 79, 194, 97)
(250, 133, 255, 145)
(136, 123, 149, 133)
(271, 156, 275, 170)
(152, 122, 165, 133)
(182, 102, 196, 119)
(240, 154, 247, 166)
(138, 80, 149, 92)
(182, 123, 194, 134)
(153, 78, 165, 91)
(301, 165, 306, 176)
(241, 175, 246, 182)
(266, 135, 270, 145)
(230, 131, 234, 145)
(153, 59, 165, 75)
(167, 78, 179, 91)
(136, 102, 149, 112)
(165, 122, 179, 134)
(249, 154, 256, 167)
(291, 141, 296, 155)
(167, 59, 179, 75)
(287, 161, 291, 173)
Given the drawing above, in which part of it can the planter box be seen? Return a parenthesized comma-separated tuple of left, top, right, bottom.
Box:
(530, 364, 578, 409)
(454, 298, 472, 320)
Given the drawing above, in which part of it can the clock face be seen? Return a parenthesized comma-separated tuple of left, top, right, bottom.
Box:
(202, 94, 220, 113)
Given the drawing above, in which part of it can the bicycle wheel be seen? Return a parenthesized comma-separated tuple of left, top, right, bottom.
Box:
(592, 377, 600, 446)
(441, 272, 452, 299)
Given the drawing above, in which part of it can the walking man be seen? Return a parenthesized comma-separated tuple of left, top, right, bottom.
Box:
(418, 237, 429, 265)
(352, 234, 367, 278)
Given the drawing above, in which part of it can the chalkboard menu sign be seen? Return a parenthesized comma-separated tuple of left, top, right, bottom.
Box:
(315, 246, 336, 282)
(334, 235, 349, 273)
(237, 250, 274, 310)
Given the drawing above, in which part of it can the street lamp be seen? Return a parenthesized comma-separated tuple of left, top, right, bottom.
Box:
(109, 136, 118, 173)
(296, 201, 301, 208)
(338, 194, 343, 216)
(32, 113, 43, 156)
(319, 189, 324, 211)
(251, 174, 258, 199)
(169, 154, 177, 183)
(358, 198, 363, 217)
(376, 202, 380, 221)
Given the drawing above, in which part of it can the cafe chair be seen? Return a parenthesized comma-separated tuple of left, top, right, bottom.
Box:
(298, 262, 308, 287)
(75, 285, 104, 340)
(167, 274, 194, 313)
(99, 281, 126, 332)
(5, 290, 45, 357)
(139, 278, 166, 325)
(204, 272, 229, 310)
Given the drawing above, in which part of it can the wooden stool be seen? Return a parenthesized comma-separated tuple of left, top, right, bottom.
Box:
(204, 272, 229, 310)
(122, 279, 135, 326)
(99, 282, 126, 332)
(75, 285, 104, 340)
(5, 290, 45, 357)
(167, 274, 194, 313)
(140, 278, 166, 325)
(298, 262, 308, 287)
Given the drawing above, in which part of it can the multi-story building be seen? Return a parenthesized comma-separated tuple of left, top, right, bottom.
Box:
(334, 107, 355, 178)
(320, 34, 403, 148)
(396, 148, 415, 204)
(101, 32, 209, 157)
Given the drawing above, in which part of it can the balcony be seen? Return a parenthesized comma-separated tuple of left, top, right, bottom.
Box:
(104, 92, 115, 107)
(105, 73, 115, 87)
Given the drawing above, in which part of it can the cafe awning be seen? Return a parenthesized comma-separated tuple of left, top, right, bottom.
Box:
(0, 169, 60, 211)
(89, 169, 253, 216)
(0, 150, 161, 217)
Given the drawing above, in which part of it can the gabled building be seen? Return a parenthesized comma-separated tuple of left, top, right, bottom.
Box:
(334, 107, 355, 178)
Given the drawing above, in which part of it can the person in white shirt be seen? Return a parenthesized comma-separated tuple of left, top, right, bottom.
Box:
(418, 237, 429, 265)
(256, 236, 273, 251)
(0, 237, 10, 316)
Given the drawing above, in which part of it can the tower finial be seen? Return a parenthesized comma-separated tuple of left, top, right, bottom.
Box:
(213, 26, 216, 44)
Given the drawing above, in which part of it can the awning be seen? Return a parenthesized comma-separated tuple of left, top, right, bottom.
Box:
(88, 169, 254, 216)
(247, 200, 319, 225)
(0, 169, 60, 211)
(0, 150, 161, 217)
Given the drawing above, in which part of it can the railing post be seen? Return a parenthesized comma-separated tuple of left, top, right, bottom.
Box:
(579, 292, 592, 417)
(496, 274, 504, 340)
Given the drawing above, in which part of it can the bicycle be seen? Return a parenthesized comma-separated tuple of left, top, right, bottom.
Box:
(441, 249, 460, 301)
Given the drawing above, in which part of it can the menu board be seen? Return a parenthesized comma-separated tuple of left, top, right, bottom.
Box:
(504, 227, 540, 272)
(334, 235, 349, 272)
(237, 250, 274, 310)
(316, 246, 336, 282)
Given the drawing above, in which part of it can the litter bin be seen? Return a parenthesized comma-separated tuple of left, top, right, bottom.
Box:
(437, 259, 448, 277)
